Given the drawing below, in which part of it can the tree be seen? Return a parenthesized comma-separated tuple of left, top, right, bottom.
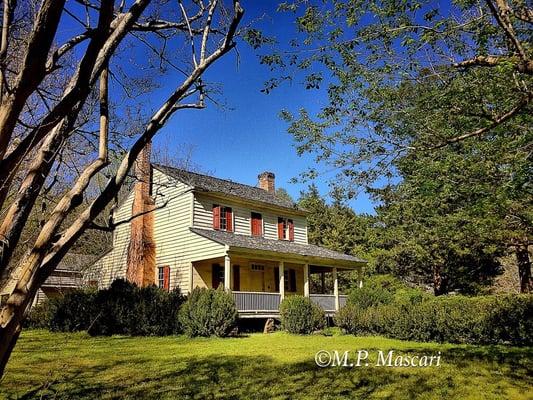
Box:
(258, 0, 532, 292)
(298, 185, 374, 291)
(0, 0, 244, 376)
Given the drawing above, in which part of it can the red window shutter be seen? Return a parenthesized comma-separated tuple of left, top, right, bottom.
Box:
(277, 217, 284, 239)
(251, 213, 262, 236)
(288, 219, 295, 241)
(226, 207, 233, 232)
(212, 204, 220, 230)
(163, 266, 170, 291)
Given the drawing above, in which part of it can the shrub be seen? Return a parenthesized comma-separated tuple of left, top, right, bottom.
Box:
(88, 279, 186, 336)
(178, 287, 238, 337)
(336, 292, 533, 346)
(25, 299, 58, 329)
(45, 279, 185, 336)
(334, 303, 398, 336)
(347, 274, 419, 309)
(279, 295, 326, 334)
(347, 285, 394, 309)
(50, 289, 97, 332)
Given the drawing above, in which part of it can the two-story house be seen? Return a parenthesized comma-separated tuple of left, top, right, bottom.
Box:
(91, 145, 365, 317)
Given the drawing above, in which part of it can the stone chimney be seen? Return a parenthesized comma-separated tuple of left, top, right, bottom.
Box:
(258, 171, 275, 193)
(126, 142, 156, 287)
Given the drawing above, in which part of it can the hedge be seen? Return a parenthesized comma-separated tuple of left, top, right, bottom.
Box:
(26, 279, 186, 336)
(335, 294, 533, 345)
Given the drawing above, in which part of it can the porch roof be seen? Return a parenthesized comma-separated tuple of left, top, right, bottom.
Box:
(190, 228, 366, 267)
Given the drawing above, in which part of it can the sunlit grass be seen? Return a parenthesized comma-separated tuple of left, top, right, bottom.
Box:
(1, 330, 531, 399)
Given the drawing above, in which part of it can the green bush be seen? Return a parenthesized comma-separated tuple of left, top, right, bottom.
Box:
(88, 279, 186, 336)
(279, 295, 326, 334)
(347, 274, 420, 309)
(178, 287, 238, 337)
(45, 279, 185, 336)
(336, 292, 533, 346)
(50, 289, 97, 332)
(25, 299, 59, 329)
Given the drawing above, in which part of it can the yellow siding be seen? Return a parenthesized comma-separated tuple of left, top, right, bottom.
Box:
(192, 258, 304, 295)
(92, 169, 225, 293)
(91, 190, 134, 287)
(91, 169, 314, 294)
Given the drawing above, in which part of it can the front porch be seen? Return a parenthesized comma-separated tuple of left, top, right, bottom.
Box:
(191, 255, 361, 317)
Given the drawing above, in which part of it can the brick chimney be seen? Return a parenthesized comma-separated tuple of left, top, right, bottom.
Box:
(126, 142, 156, 287)
(258, 171, 275, 193)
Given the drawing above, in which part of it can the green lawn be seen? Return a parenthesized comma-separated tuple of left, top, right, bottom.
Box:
(1, 330, 532, 399)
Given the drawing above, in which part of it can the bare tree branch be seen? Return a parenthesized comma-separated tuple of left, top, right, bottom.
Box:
(453, 55, 533, 75)
(428, 91, 532, 150)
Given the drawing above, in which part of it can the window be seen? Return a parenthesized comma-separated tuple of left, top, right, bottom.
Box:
(284, 269, 297, 292)
(251, 212, 263, 236)
(213, 204, 233, 232)
(251, 263, 265, 271)
(274, 267, 296, 292)
(158, 266, 170, 291)
(277, 217, 295, 241)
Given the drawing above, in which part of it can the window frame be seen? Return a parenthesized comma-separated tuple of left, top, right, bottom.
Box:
(158, 266, 170, 291)
(278, 217, 295, 241)
(251, 212, 263, 236)
(213, 204, 233, 232)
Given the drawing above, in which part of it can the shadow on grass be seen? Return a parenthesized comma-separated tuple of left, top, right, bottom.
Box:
(8, 344, 532, 400)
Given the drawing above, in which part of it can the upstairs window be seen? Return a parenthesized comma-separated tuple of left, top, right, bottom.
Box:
(213, 204, 233, 232)
(277, 217, 295, 241)
(158, 266, 170, 291)
(251, 212, 263, 236)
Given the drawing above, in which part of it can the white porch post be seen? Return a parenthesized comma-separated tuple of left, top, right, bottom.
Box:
(333, 267, 339, 311)
(303, 263, 309, 297)
(357, 266, 363, 288)
(188, 262, 194, 293)
(224, 255, 231, 290)
(279, 261, 285, 300)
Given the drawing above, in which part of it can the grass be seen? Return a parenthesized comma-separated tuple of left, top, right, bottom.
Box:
(1, 330, 532, 399)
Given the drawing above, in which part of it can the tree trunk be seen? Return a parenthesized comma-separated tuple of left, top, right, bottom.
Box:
(433, 264, 446, 296)
(0, 322, 21, 378)
(0, 265, 39, 377)
(516, 245, 532, 293)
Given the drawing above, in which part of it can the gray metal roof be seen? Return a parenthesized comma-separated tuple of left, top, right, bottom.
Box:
(153, 164, 302, 211)
(190, 227, 366, 265)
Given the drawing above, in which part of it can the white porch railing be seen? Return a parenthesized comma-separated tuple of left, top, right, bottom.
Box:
(233, 291, 281, 312)
(309, 294, 348, 311)
(232, 291, 347, 313)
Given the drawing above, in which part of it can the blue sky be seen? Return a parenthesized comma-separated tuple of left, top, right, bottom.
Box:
(146, 2, 376, 214)
(56, 1, 376, 214)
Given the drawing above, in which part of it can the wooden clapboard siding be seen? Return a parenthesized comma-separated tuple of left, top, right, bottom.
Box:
(193, 193, 308, 244)
(191, 258, 305, 295)
(92, 169, 225, 293)
(91, 168, 312, 294)
(91, 190, 135, 288)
